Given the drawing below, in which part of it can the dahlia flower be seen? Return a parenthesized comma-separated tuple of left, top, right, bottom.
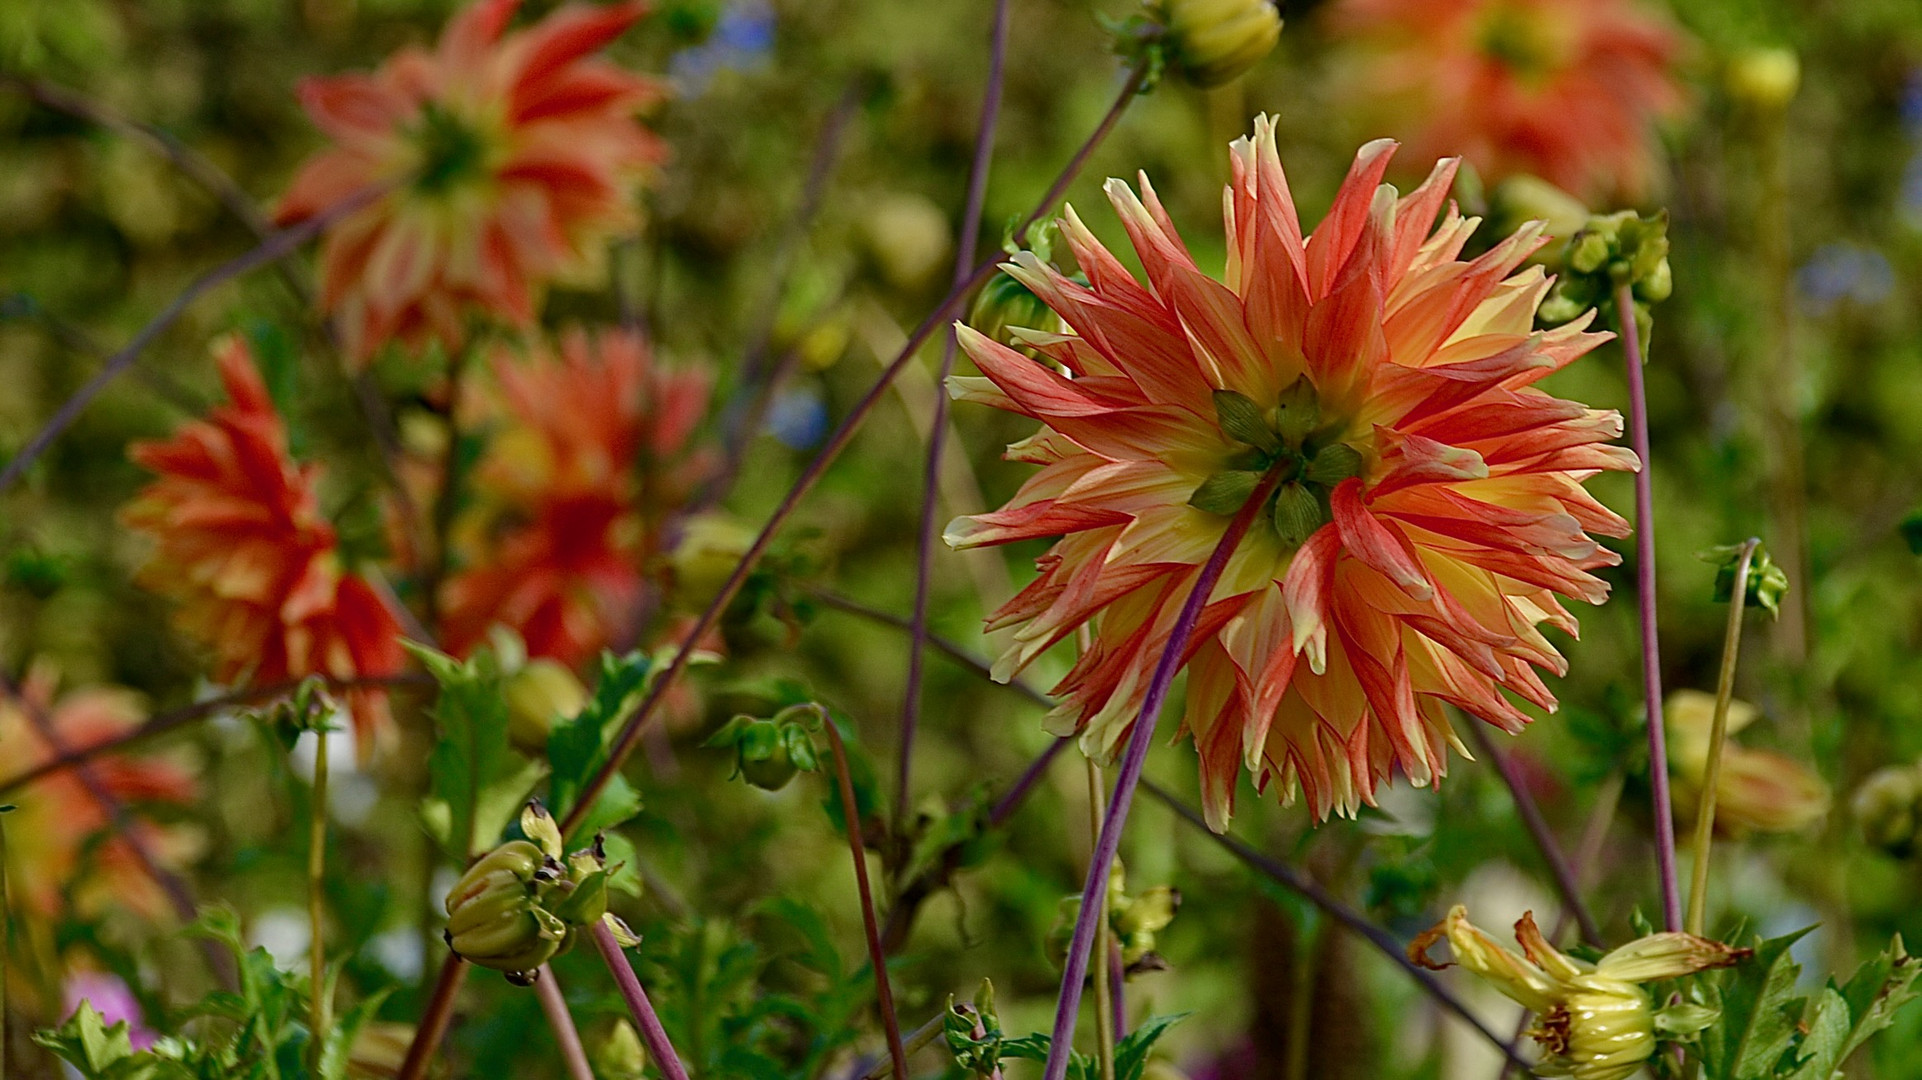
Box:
(2, 663, 197, 920)
(124, 336, 405, 752)
(949, 118, 1634, 828)
(440, 329, 712, 665)
(1666, 690, 1829, 836)
(1333, 0, 1685, 201)
(275, 0, 665, 362)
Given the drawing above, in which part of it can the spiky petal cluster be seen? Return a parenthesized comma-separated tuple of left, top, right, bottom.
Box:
(948, 119, 1635, 828)
(123, 337, 405, 751)
(441, 329, 712, 665)
(275, 0, 665, 362)
(1, 662, 197, 920)
(1333, 0, 1684, 201)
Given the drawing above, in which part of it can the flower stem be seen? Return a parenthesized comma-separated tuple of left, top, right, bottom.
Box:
(590, 918, 692, 1080)
(532, 965, 596, 1080)
(898, 0, 1011, 846)
(1686, 538, 1759, 936)
(2, 807, 10, 1080)
(1143, 780, 1535, 1074)
(0, 182, 387, 496)
(308, 727, 331, 1062)
(1464, 721, 1601, 945)
(1616, 282, 1682, 933)
(557, 60, 1150, 838)
(396, 954, 468, 1080)
(823, 720, 910, 1079)
(1040, 470, 1283, 1080)
(1085, 758, 1117, 1080)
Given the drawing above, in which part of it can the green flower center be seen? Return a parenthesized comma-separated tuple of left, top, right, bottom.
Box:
(1188, 379, 1365, 546)
(411, 104, 491, 196)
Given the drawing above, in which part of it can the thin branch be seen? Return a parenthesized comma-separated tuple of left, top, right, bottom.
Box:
(556, 61, 1150, 838)
(823, 719, 909, 1079)
(1462, 722, 1601, 946)
(396, 955, 468, 1080)
(1039, 468, 1282, 1080)
(1142, 781, 1535, 1073)
(0, 673, 432, 797)
(533, 965, 597, 1080)
(1616, 283, 1681, 932)
(1686, 538, 1759, 936)
(0, 183, 387, 495)
(308, 728, 332, 1070)
(590, 919, 693, 1080)
(856, 1012, 946, 1080)
(898, 0, 1012, 841)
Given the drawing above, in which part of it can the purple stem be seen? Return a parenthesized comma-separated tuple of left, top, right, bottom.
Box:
(824, 719, 910, 1078)
(532, 965, 596, 1080)
(557, 61, 1150, 837)
(0, 183, 386, 495)
(899, 0, 1011, 839)
(989, 736, 1071, 827)
(591, 919, 693, 1080)
(1462, 722, 1600, 945)
(397, 955, 468, 1080)
(1040, 471, 1282, 1080)
(1616, 284, 1680, 932)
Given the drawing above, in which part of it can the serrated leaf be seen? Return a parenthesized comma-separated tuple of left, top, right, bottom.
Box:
(1699, 927, 1813, 1080)
(414, 642, 542, 858)
(1115, 1013, 1189, 1080)
(1783, 987, 1850, 1080)
(1831, 935, 1922, 1068)
(547, 651, 653, 841)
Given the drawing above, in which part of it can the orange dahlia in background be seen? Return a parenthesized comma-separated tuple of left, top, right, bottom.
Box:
(1331, 0, 1685, 202)
(1, 662, 197, 919)
(123, 337, 405, 754)
(440, 328, 713, 666)
(275, 0, 665, 363)
(949, 118, 1634, 828)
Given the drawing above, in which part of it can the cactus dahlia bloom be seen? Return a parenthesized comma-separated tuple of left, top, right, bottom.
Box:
(1, 663, 197, 920)
(123, 337, 405, 752)
(1333, 0, 1684, 201)
(275, 0, 665, 363)
(441, 329, 712, 666)
(1411, 906, 1744, 1080)
(948, 119, 1634, 828)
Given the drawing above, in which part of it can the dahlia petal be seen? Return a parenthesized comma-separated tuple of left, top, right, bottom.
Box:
(1331, 478, 1433, 600)
(1304, 138, 1397, 300)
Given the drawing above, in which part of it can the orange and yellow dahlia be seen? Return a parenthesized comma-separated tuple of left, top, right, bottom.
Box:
(1, 662, 197, 920)
(950, 118, 1634, 828)
(276, 0, 665, 362)
(1333, 0, 1685, 202)
(123, 337, 405, 752)
(440, 328, 712, 666)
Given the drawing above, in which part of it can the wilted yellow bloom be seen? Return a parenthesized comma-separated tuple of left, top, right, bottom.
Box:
(1667, 690, 1830, 836)
(1412, 905, 1745, 1080)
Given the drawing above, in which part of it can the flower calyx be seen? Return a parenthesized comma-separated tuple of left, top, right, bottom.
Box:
(1538, 210, 1672, 345)
(1190, 381, 1364, 546)
(705, 703, 823, 792)
(1410, 905, 1747, 1080)
(441, 801, 632, 983)
(1046, 862, 1182, 977)
(1699, 541, 1790, 619)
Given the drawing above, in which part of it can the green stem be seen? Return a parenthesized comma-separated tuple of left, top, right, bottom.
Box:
(309, 727, 332, 1059)
(2, 806, 10, 1080)
(1686, 538, 1759, 936)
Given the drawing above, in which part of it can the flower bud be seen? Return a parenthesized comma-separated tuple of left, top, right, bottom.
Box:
(1726, 46, 1799, 111)
(1702, 543, 1790, 619)
(347, 1022, 416, 1079)
(503, 659, 587, 755)
(594, 1020, 648, 1080)
(668, 513, 757, 610)
(1853, 764, 1922, 857)
(443, 840, 567, 978)
(1539, 210, 1672, 333)
(969, 271, 1060, 350)
(1158, 0, 1283, 88)
(704, 706, 821, 791)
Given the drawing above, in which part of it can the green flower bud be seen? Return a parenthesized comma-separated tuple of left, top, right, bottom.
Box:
(595, 1020, 648, 1080)
(1539, 210, 1673, 334)
(1726, 46, 1799, 111)
(1853, 764, 1922, 858)
(969, 271, 1060, 350)
(1158, 0, 1282, 88)
(1700, 542, 1790, 619)
(502, 659, 587, 755)
(705, 706, 822, 792)
(443, 840, 566, 978)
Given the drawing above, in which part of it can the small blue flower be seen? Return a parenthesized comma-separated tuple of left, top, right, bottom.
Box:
(765, 385, 828, 450)
(1795, 242, 1894, 313)
(669, 0, 776, 94)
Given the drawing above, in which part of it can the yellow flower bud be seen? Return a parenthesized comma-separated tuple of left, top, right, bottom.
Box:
(1726, 46, 1799, 111)
(668, 513, 757, 610)
(594, 1019, 648, 1079)
(1412, 907, 1746, 1080)
(1853, 763, 1922, 857)
(502, 658, 587, 755)
(1159, 0, 1282, 88)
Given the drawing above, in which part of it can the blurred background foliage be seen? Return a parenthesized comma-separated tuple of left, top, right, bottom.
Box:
(7, 0, 1922, 1077)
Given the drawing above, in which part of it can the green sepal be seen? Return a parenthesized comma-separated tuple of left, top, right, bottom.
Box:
(1272, 482, 1325, 546)
(1305, 443, 1364, 485)
(1188, 470, 1262, 515)
(1212, 388, 1280, 452)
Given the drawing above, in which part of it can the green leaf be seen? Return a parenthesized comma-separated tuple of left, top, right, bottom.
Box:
(1212, 388, 1280, 452)
(33, 1003, 135, 1076)
(547, 650, 654, 841)
(1782, 988, 1850, 1080)
(1188, 470, 1262, 515)
(1114, 1013, 1189, 1080)
(317, 989, 392, 1080)
(1830, 934, 1922, 1069)
(1699, 927, 1813, 1080)
(409, 640, 543, 858)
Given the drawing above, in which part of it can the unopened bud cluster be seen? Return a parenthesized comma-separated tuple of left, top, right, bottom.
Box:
(704, 703, 822, 791)
(1701, 542, 1790, 619)
(1047, 863, 1182, 975)
(1537, 210, 1672, 343)
(442, 801, 638, 982)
